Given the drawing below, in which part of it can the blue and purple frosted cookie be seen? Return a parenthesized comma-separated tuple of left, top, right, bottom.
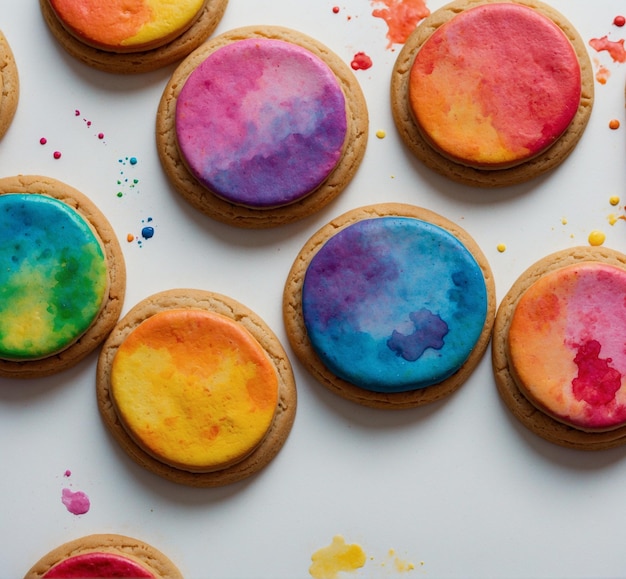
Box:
(157, 26, 368, 228)
(283, 204, 495, 408)
(0, 175, 125, 378)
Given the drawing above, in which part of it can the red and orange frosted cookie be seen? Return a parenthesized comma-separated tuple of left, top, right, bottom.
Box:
(0, 31, 18, 140)
(493, 247, 626, 450)
(391, 0, 593, 187)
(24, 534, 182, 578)
(97, 289, 297, 486)
(40, 0, 228, 73)
(157, 26, 368, 228)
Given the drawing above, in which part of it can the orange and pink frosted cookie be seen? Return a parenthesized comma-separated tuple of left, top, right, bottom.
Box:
(493, 247, 626, 450)
(97, 289, 296, 486)
(40, 0, 228, 73)
(24, 534, 182, 578)
(157, 26, 368, 228)
(391, 0, 593, 187)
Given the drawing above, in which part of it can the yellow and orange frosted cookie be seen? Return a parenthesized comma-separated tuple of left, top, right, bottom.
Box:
(157, 26, 368, 228)
(24, 534, 182, 578)
(0, 175, 125, 379)
(40, 0, 228, 73)
(0, 31, 19, 140)
(391, 0, 593, 187)
(493, 247, 626, 450)
(97, 289, 297, 486)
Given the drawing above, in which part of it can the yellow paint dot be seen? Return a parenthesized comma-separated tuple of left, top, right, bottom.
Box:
(608, 213, 618, 226)
(610, 196, 620, 206)
(310, 536, 367, 579)
(376, 130, 386, 139)
(588, 230, 606, 246)
(561, 217, 568, 225)
(496, 243, 506, 253)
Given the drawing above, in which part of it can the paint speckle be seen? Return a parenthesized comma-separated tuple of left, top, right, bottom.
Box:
(589, 36, 626, 63)
(561, 217, 568, 225)
(61, 488, 90, 516)
(127, 233, 135, 243)
(129, 156, 138, 165)
(53, 151, 62, 159)
(116, 156, 141, 198)
(332, 5, 339, 13)
(39, 137, 47, 145)
(588, 230, 606, 246)
(610, 196, 620, 206)
(310, 536, 366, 579)
(594, 61, 611, 84)
(497, 243, 506, 253)
(376, 130, 386, 139)
(371, 0, 430, 48)
(351, 52, 373, 70)
(98, 132, 105, 139)
(614, 15, 625, 27)
(141, 226, 154, 240)
(64, 470, 71, 477)
(609, 119, 620, 129)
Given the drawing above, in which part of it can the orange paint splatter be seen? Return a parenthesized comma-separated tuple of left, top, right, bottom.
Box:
(589, 36, 626, 63)
(595, 64, 611, 84)
(609, 119, 620, 129)
(371, 0, 430, 47)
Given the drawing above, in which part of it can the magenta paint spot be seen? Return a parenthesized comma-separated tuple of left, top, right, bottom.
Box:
(53, 151, 62, 159)
(64, 469, 71, 477)
(62, 488, 90, 515)
(75, 109, 80, 116)
(98, 132, 104, 139)
(39, 137, 47, 145)
(351, 52, 373, 70)
(572, 340, 622, 406)
(42, 553, 154, 578)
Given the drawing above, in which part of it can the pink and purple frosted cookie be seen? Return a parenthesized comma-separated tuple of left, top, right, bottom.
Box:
(157, 26, 368, 228)
(24, 534, 182, 578)
(283, 204, 495, 409)
(493, 247, 626, 450)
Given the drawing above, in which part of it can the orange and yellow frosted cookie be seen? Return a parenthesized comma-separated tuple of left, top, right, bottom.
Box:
(493, 247, 626, 450)
(40, 0, 228, 73)
(391, 0, 593, 187)
(97, 289, 296, 486)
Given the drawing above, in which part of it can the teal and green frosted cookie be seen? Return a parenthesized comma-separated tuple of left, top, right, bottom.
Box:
(0, 176, 125, 378)
(283, 203, 495, 408)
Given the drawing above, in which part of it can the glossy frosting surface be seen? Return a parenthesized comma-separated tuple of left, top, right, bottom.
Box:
(409, 3, 581, 168)
(111, 309, 279, 471)
(508, 263, 626, 430)
(0, 193, 108, 361)
(176, 38, 347, 208)
(302, 217, 488, 392)
(43, 552, 154, 578)
(48, 0, 205, 50)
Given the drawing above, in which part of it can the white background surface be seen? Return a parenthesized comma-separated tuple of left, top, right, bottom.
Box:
(1, 1, 625, 578)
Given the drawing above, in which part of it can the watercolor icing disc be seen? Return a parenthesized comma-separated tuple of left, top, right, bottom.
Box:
(175, 37, 348, 208)
(0, 193, 108, 361)
(301, 215, 489, 393)
(508, 262, 626, 431)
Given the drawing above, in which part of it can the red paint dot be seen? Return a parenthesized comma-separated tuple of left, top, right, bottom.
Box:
(332, 5, 339, 13)
(609, 119, 620, 130)
(98, 132, 104, 139)
(74, 109, 80, 116)
(351, 52, 373, 71)
(53, 151, 62, 159)
(614, 15, 625, 27)
(39, 137, 47, 145)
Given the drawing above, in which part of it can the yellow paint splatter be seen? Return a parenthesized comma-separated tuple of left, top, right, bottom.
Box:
(588, 230, 606, 246)
(609, 196, 620, 206)
(376, 129, 386, 139)
(496, 243, 506, 253)
(561, 217, 568, 225)
(608, 213, 618, 226)
(310, 536, 367, 579)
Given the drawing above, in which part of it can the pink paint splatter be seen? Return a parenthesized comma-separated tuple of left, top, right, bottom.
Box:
(351, 52, 373, 70)
(62, 488, 90, 515)
(53, 151, 62, 159)
(371, 0, 430, 47)
(589, 36, 626, 63)
(39, 137, 47, 145)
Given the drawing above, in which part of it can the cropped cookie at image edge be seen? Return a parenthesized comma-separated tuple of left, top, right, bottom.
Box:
(39, 0, 229, 73)
(96, 289, 297, 487)
(283, 203, 496, 409)
(390, 0, 594, 187)
(24, 533, 183, 578)
(0, 175, 126, 379)
(493, 247, 626, 450)
(156, 25, 368, 228)
(0, 30, 19, 140)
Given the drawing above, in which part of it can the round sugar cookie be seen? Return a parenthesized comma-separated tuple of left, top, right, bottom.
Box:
(97, 289, 297, 486)
(493, 247, 626, 450)
(0, 175, 125, 379)
(0, 31, 19, 140)
(24, 533, 182, 578)
(156, 26, 368, 228)
(283, 203, 495, 409)
(390, 0, 593, 187)
(39, 0, 228, 73)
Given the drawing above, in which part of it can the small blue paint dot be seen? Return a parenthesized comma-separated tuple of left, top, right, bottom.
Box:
(141, 226, 154, 239)
(130, 157, 138, 165)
